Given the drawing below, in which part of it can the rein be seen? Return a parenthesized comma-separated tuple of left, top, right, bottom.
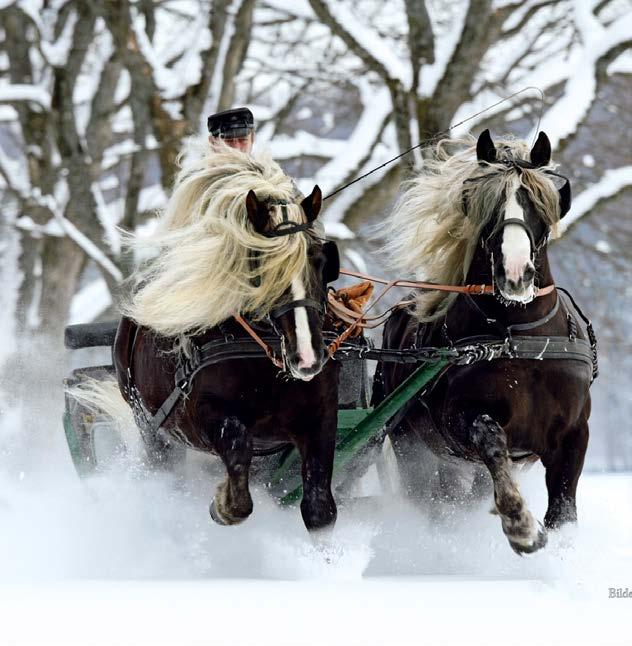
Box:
(325, 268, 555, 356)
(232, 266, 556, 371)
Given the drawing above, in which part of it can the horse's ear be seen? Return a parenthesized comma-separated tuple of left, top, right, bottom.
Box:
(530, 131, 551, 167)
(476, 129, 497, 163)
(245, 190, 268, 234)
(301, 185, 322, 223)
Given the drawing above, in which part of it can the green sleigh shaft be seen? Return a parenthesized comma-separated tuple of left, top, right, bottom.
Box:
(268, 359, 449, 505)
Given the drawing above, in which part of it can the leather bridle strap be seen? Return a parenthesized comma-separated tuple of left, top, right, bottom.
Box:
(497, 218, 536, 248)
(269, 298, 324, 319)
(233, 298, 326, 370)
(233, 314, 284, 369)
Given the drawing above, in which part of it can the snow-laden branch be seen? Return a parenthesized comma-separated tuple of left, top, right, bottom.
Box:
(91, 183, 122, 256)
(40, 9, 78, 67)
(268, 131, 345, 160)
(54, 214, 123, 282)
(0, 84, 51, 110)
(558, 165, 632, 236)
(308, 0, 410, 87)
(320, 122, 399, 236)
(313, 80, 393, 196)
(260, 0, 314, 20)
(536, 8, 632, 147)
(418, 2, 468, 97)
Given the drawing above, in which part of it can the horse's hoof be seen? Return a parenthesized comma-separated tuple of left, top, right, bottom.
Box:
(209, 498, 230, 526)
(509, 522, 548, 555)
(209, 498, 250, 526)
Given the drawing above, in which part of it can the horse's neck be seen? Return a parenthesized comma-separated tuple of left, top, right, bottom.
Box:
(450, 245, 557, 330)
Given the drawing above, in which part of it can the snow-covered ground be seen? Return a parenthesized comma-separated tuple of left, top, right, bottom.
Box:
(0, 390, 630, 645)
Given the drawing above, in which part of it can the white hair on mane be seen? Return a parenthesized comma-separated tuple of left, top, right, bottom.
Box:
(122, 138, 311, 336)
(384, 135, 563, 321)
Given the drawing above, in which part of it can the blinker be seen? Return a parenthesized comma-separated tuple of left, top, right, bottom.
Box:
(322, 241, 340, 284)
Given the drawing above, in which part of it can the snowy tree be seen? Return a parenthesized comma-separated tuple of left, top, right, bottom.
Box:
(243, 0, 632, 235)
(0, 0, 255, 345)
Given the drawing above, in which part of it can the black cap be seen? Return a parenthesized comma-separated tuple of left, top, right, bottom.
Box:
(207, 107, 254, 138)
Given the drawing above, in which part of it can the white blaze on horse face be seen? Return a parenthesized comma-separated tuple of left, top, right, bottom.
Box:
(501, 176, 535, 302)
(291, 276, 317, 376)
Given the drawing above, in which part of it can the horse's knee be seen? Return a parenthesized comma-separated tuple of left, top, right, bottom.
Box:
(471, 413, 507, 459)
(213, 417, 251, 464)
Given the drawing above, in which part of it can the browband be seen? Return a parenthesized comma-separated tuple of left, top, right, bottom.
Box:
(261, 199, 314, 238)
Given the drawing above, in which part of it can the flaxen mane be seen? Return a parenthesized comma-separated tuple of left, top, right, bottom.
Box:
(123, 139, 311, 336)
(385, 136, 563, 321)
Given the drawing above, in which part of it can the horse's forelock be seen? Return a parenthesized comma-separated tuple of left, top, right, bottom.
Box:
(122, 137, 312, 336)
(384, 136, 561, 321)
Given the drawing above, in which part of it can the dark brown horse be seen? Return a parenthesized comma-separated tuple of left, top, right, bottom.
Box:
(86, 142, 346, 533)
(374, 130, 595, 553)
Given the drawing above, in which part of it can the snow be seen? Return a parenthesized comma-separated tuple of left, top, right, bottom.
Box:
(559, 165, 632, 235)
(69, 277, 112, 324)
(0, 440, 629, 646)
(536, 10, 632, 148)
(54, 214, 123, 282)
(608, 50, 632, 75)
(595, 240, 611, 254)
(313, 80, 392, 199)
(318, 0, 411, 87)
(0, 84, 51, 110)
(40, 8, 78, 67)
(269, 131, 346, 160)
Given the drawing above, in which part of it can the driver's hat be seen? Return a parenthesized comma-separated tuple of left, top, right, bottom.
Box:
(207, 107, 254, 139)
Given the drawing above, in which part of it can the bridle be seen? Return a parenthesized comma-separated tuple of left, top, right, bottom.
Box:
(233, 206, 335, 371)
(461, 158, 572, 292)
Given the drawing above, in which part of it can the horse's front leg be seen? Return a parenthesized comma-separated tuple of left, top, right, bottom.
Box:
(295, 406, 337, 532)
(470, 414, 547, 554)
(207, 416, 254, 526)
(541, 412, 589, 529)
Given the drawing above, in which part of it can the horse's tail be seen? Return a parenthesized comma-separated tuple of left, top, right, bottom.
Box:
(66, 377, 144, 459)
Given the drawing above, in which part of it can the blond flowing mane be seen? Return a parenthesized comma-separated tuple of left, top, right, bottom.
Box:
(123, 139, 310, 336)
(384, 135, 563, 321)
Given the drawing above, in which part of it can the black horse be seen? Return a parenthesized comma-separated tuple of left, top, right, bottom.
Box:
(111, 185, 342, 533)
(375, 130, 595, 553)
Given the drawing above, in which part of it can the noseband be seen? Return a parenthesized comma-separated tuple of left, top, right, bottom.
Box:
(269, 298, 325, 321)
(260, 200, 315, 237)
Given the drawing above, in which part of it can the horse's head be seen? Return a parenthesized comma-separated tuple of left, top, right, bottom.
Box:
(245, 186, 339, 381)
(470, 129, 571, 304)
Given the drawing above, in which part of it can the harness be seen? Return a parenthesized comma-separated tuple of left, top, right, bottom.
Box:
(127, 284, 597, 439)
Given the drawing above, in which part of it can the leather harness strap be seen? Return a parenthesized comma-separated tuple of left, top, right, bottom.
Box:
(233, 314, 284, 369)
